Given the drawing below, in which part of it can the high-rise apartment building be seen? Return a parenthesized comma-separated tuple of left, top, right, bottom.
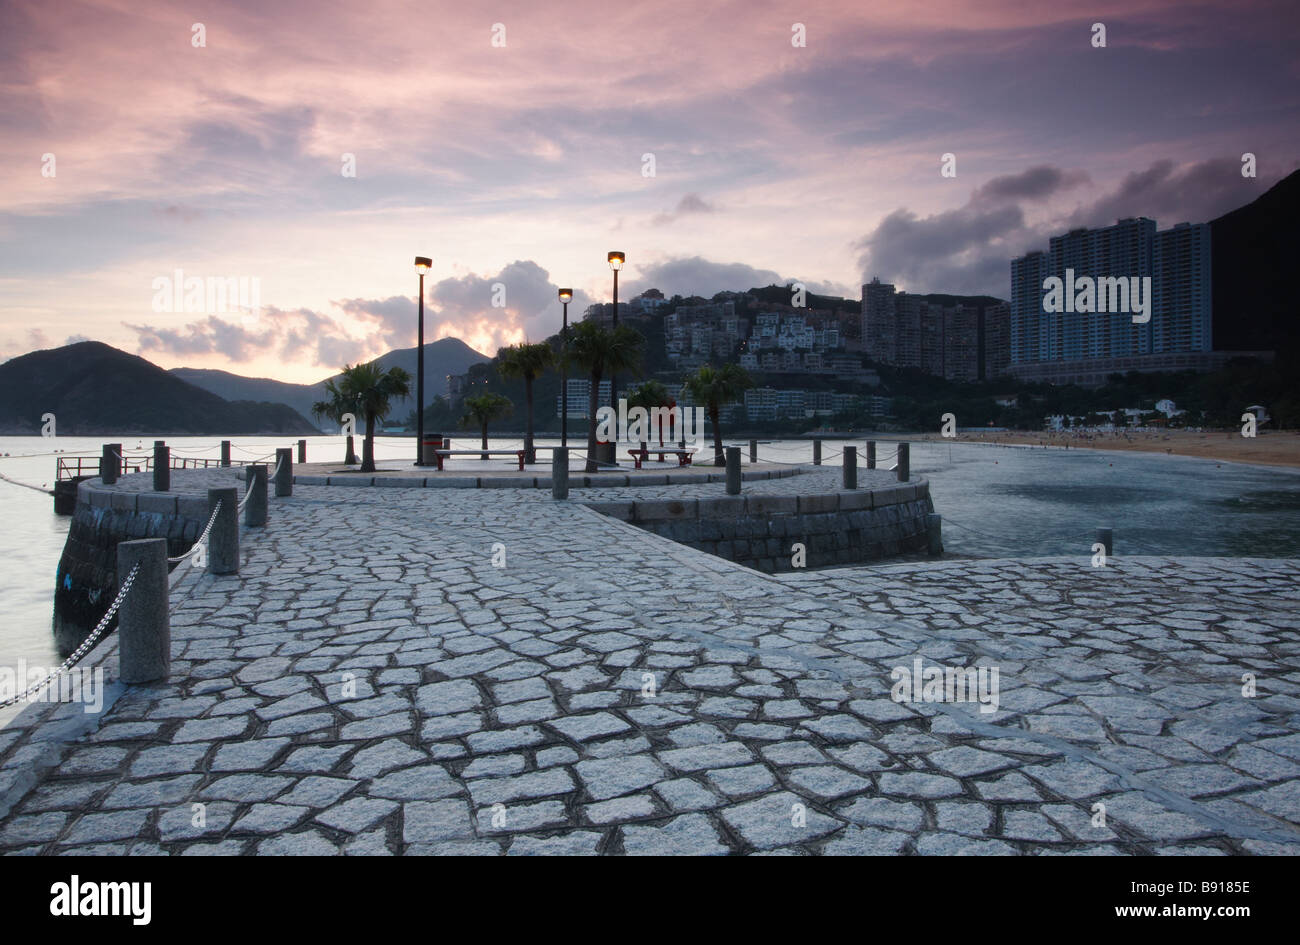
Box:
(1009, 217, 1212, 381)
(555, 379, 611, 418)
(982, 302, 1011, 379)
(861, 278, 1009, 381)
(1153, 222, 1213, 353)
(1010, 250, 1054, 363)
(943, 306, 980, 382)
(861, 277, 897, 364)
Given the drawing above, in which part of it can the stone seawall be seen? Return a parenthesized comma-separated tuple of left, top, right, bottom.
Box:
(586, 481, 934, 572)
(52, 480, 208, 657)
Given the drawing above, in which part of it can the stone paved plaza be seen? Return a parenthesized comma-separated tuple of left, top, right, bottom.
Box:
(1, 472, 1298, 855)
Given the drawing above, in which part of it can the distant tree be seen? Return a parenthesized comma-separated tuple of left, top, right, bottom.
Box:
(312, 378, 360, 464)
(338, 361, 412, 473)
(682, 363, 754, 465)
(460, 392, 513, 459)
(567, 322, 644, 472)
(416, 395, 459, 432)
(496, 342, 554, 463)
(627, 380, 673, 445)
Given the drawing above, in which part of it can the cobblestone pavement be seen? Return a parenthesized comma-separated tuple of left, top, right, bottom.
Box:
(1, 480, 1297, 855)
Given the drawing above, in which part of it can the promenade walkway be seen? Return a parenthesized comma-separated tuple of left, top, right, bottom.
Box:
(1, 474, 1297, 855)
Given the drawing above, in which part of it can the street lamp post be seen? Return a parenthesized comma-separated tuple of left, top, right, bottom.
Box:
(414, 256, 432, 465)
(607, 251, 624, 418)
(558, 288, 572, 447)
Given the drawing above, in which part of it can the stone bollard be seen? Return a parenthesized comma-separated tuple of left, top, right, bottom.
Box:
(275, 448, 293, 497)
(927, 513, 943, 556)
(245, 464, 268, 527)
(843, 446, 858, 489)
(116, 538, 170, 683)
(725, 447, 742, 495)
(897, 442, 910, 482)
(1096, 527, 1113, 557)
(207, 487, 239, 575)
(867, 441, 877, 470)
(552, 447, 569, 500)
(101, 443, 121, 485)
(153, 441, 170, 492)
(221, 440, 231, 467)
(813, 439, 822, 466)
(749, 439, 758, 463)
(298, 439, 307, 463)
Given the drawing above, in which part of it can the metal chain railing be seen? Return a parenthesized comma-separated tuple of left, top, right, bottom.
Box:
(0, 562, 140, 710)
(4, 442, 293, 708)
(167, 500, 222, 564)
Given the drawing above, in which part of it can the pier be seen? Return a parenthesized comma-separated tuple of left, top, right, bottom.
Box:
(2, 458, 1298, 855)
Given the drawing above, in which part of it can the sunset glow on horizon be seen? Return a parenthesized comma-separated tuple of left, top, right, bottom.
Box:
(2, 0, 1296, 382)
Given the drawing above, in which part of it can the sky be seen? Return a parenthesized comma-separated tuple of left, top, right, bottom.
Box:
(1, 0, 1297, 383)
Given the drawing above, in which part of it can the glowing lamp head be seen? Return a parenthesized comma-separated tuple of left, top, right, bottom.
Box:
(414, 256, 432, 274)
(558, 288, 573, 303)
(607, 251, 625, 271)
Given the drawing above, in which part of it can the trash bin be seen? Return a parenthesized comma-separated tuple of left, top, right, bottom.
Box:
(422, 434, 444, 466)
(594, 441, 616, 467)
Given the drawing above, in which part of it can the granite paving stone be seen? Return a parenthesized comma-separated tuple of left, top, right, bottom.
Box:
(2, 470, 1296, 856)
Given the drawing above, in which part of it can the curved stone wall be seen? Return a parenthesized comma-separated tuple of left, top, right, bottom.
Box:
(52, 480, 207, 657)
(586, 481, 934, 572)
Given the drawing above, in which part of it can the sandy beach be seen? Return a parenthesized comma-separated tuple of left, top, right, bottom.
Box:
(899, 429, 1300, 469)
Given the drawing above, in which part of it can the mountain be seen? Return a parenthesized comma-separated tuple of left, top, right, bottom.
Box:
(0, 342, 317, 435)
(1210, 169, 1300, 360)
(165, 368, 324, 425)
(171, 337, 490, 426)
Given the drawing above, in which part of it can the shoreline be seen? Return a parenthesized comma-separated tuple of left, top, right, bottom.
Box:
(893, 430, 1300, 470)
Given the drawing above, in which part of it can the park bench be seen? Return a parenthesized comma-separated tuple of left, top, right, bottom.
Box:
(627, 446, 696, 469)
(433, 449, 528, 471)
(432, 446, 559, 471)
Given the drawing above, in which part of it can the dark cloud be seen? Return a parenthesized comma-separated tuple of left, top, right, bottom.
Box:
(156, 205, 202, 223)
(1066, 158, 1267, 229)
(652, 193, 717, 226)
(856, 201, 1031, 297)
(856, 158, 1282, 298)
(975, 166, 1090, 203)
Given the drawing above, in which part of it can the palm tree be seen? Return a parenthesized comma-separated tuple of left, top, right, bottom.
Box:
(337, 361, 412, 473)
(312, 378, 361, 464)
(628, 380, 672, 447)
(460, 392, 513, 459)
(567, 321, 644, 472)
(496, 342, 554, 464)
(682, 363, 753, 465)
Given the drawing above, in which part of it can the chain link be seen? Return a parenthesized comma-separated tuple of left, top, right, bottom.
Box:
(0, 562, 140, 710)
(5, 452, 277, 710)
(167, 499, 222, 564)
